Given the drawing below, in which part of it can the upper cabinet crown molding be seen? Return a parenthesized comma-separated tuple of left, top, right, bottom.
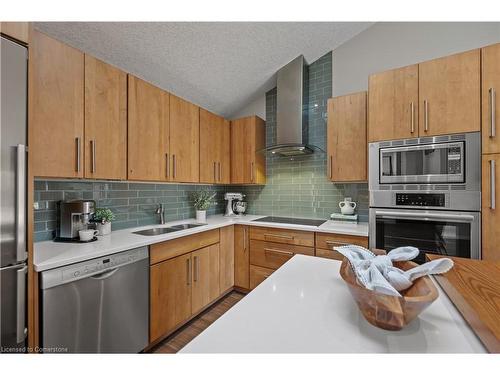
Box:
(368, 65, 418, 142)
(30, 30, 85, 178)
(327, 92, 367, 182)
(84, 55, 127, 180)
(482, 43, 500, 155)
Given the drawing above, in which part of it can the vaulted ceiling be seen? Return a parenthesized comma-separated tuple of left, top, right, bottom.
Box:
(35, 22, 373, 118)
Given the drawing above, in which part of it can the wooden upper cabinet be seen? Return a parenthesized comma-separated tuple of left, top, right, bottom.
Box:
(327, 92, 367, 182)
(234, 225, 250, 289)
(191, 244, 220, 314)
(1, 22, 29, 44)
(84, 55, 127, 180)
(368, 65, 418, 142)
(170, 95, 200, 183)
(128, 75, 170, 181)
(482, 154, 500, 261)
(199, 109, 230, 184)
(418, 49, 480, 136)
(482, 43, 500, 154)
(150, 253, 192, 342)
(230, 116, 266, 184)
(30, 30, 84, 178)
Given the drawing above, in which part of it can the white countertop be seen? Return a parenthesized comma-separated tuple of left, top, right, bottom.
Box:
(180, 255, 486, 353)
(33, 215, 368, 272)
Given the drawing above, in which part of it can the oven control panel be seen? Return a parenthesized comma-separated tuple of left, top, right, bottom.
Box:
(395, 193, 445, 207)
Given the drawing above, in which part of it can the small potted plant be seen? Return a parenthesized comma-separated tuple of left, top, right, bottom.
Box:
(94, 208, 115, 236)
(191, 190, 216, 222)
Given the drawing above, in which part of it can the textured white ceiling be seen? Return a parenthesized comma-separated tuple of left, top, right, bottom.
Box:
(34, 22, 373, 118)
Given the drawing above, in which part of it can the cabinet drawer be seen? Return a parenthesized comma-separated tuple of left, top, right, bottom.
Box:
(249, 265, 274, 289)
(249, 226, 314, 247)
(250, 239, 314, 270)
(150, 229, 220, 265)
(315, 248, 344, 261)
(315, 232, 368, 250)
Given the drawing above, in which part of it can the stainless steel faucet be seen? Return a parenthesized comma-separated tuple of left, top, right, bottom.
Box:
(156, 204, 165, 224)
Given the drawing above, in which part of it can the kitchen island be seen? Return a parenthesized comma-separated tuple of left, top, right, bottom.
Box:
(180, 255, 486, 353)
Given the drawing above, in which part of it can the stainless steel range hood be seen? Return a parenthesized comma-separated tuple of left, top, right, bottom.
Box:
(263, 55, 319, 157)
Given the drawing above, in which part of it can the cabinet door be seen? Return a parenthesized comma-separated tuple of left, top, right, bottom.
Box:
(368, 65, 418, 142)
(231, 116, 266, 184)
(150, 253, 192, 342)
(482, 154, 500, 261)
(482, 43, 500, 154)
(219, 225, 234, 292)
(128, 75, 169, 181)
(200, 108, 224, 184)
(84, 55, 127, 180)
(191, 244, 220, 314)
(170, 95, 199, 183)
(234, 225, 250, 289)
(30, 31, 84, 178)
(419, 49, 480, 136)
(249, 265, 273, 289)
(327, 92, 367, 182)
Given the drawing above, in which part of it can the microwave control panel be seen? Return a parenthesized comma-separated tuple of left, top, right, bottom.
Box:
(395, 193, 445, 207)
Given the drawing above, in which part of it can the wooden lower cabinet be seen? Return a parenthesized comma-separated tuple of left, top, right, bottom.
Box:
(219, 225, 235, 292)
(249, 239, 314, 270)
(249, 265, 273, 289)
(191, 244, 220, 314)
(150, 253, 192, 343)
(482, 154, 500, 261)
(234, 225, 250, 289)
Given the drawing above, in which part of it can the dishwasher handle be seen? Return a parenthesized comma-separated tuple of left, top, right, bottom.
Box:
(90, 267, 119, 280)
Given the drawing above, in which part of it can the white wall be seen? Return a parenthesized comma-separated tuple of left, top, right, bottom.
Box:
(332, 22, 500, 97)
(230, 94, 266, 120)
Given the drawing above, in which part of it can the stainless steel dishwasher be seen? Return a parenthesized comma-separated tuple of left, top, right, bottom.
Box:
(40, 247, 149, 353)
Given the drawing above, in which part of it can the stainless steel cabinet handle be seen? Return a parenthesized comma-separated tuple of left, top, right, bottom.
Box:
(264, 247, 294, 256)
(75, 137, 81, 172)
(172, 154, 176, 179)
(186, 258, 191, 285)
(376, 210, 475, 222)
(424, 100, 429, 132)
(329, 155, 333, 179)
(325, 240, 351, 247)
(213, 161, 217, 182)
(264, 233, 294, 240)
(218, 162, 221, 182)
(165, 153, 169, 178)
(17, 266, 27, 343)
(91, 140, 96, 173)
(243, 227, 247, 251)
(250, 162, 254, 182)
(16, 145, 27, 263)
(194, 256, 199, 282)
(490, 88, 496, 138)
(410, 102, 415, 133)
(490, 159, 496, 210)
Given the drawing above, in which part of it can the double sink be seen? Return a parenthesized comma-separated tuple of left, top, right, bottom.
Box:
(133, 223, 207, 236)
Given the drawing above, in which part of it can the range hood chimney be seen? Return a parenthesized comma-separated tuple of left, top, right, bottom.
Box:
(263, 55, 318, 157)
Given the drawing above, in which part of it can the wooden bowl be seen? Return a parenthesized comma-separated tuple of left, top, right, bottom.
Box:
(339, 259, 439, 330)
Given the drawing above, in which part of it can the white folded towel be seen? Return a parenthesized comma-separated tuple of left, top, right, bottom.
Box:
(335, 245, 454, 297)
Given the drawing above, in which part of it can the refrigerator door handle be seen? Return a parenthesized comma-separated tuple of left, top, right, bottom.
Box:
(16, 144, 27, 263)
(16, 266, 27, 343)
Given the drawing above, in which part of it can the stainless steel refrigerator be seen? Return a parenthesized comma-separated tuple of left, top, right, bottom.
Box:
(1, 35, 28, 352)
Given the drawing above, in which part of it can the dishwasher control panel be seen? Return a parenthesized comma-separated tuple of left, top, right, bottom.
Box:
(41, 246, 149, 290)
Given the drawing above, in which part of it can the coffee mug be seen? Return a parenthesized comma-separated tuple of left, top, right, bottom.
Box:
(79, 229, 98, 241)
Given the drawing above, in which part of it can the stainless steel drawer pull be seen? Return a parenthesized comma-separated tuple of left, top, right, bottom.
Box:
(410, 102, 415, 133)
(165, 153, 169, 178)
(424, 100, 429, 132)
(264, 233, 294, 240)
(490, 88, 496, 138)
(172, 154, 176, 179)
(264, 248, 294, 256)
(193, 256, 199, 282)
(186, 258, 191, 285)
(325, 240, 350, 247)
(75, 137, 81, 172)
(490, 159, 496, 210)
(91, 140, 96, 173)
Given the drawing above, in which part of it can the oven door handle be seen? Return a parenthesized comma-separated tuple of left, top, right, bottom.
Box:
(375, 210, 476, 222)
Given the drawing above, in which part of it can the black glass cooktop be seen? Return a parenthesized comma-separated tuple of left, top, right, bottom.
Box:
(252, 216, 326, 227)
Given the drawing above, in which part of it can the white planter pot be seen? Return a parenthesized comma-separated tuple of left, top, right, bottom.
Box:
(96, 222, 112, 236)
(196, 210, 207, 223)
